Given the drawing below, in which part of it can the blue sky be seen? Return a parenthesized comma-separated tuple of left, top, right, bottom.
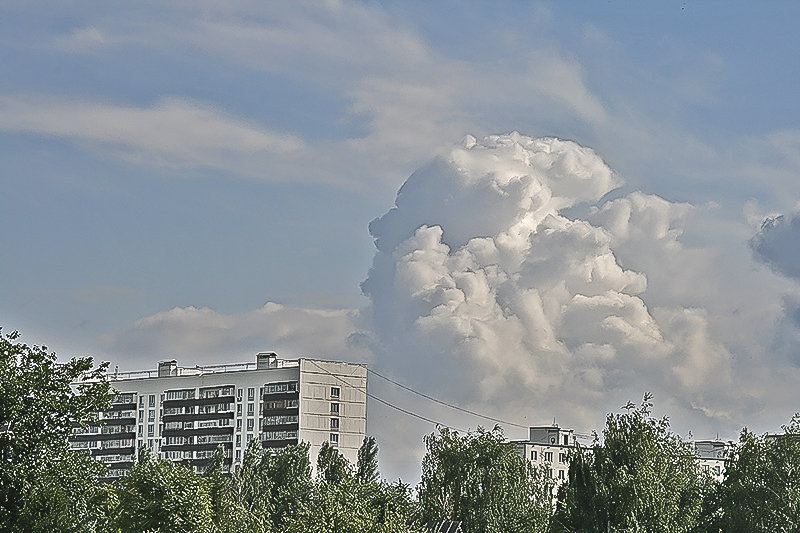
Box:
(3, 1, 800, 479)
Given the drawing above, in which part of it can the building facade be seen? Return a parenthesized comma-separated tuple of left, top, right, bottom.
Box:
(69, 352, 367, 478)
(514, 424, 579, 486)
(515, 424, 731, 486)
(694, 440, 730, 482)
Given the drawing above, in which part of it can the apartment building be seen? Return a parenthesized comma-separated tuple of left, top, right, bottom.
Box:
(514, 424, 578, 486)
(694, 440, 730, 482)
(515, 424, 730, 486)
(69, 352, 367, 478)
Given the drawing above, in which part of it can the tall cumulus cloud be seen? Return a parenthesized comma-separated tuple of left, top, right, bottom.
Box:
(362, 133, 734, 430)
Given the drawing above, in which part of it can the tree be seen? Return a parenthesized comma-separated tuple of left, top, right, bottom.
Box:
(317, 441, 353, 484)
(552, 393, 706, 533)
(228, 438, 275, 532)
(357, 436, 380, 485)
(109, 447, 214, 532)
(418, 426, 554, 533)
(0, 328, 111, 531)
(706, 414, 800, 532)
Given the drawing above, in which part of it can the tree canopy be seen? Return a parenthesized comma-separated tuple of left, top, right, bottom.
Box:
(552, 393, 707, 533)
(0, 328, 111, 531)
(418, 426, 553, 533)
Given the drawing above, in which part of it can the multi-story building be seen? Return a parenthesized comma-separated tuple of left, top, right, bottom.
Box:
(694, 440, 730, 482)
(69, 352, 367, 478)
(514, 424, 579, 486)
(515, 424, 731, 486)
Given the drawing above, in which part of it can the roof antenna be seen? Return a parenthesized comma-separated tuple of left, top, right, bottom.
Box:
(553, 417, 557, 426)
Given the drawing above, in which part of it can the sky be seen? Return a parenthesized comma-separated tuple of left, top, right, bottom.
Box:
(2, 1, 800, 481)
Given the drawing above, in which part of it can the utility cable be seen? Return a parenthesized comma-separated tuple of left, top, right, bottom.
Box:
(306, 360, 468, 433)
(367, 367, 533, 429)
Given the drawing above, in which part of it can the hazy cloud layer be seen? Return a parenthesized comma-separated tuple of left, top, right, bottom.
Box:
(102, 302, 368, 366)
(0, 96, 303, 176)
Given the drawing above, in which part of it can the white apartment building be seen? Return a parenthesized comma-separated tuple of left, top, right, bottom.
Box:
(515, 424, 730, 486)
(514, 424, 578, 486)
(69, 352, 367, 478)
(694, 440, 730, 482)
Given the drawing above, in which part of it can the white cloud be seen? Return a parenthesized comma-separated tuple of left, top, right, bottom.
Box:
(0, 96, 304, 176)
(362, 133, 751, 437)
(751, 206, 800, 281)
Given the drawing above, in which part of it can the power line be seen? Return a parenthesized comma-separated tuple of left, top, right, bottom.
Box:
(305, 360, 468, 433)
(367, 367, 531, 429)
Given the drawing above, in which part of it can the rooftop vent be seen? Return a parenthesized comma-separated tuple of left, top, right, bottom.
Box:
(256, 352, 278, 370)
(158, 360, 178, 377)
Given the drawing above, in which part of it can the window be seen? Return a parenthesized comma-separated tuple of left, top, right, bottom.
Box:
(558, 469, 565, 480)
(237, 419, 242, 430)
(330, 418, 339, 429)
(559, 452, 567, 463)
(138, 426, 143, 436)
(149, 394, 156, 407)
(139, 396, 144, 408)
(237, 388, 243, 400)
(530, 450, 537, 461)
(247, 403, 255, 416)
(236, 435, 241, 447)
(138, 411, 144, 423)
(237, 404, 242, 415)
(330, 403, 340, 414)
(248, 388, 255, 401)
(544, 451, 553, 463)
(247, 419, 254, 431)
(563, 435, 569, 446)
(329, 433, 339, 444)
(263, 415, 299, 426)
(236, 450, 241, 460)
(147, 424, 154, 437)
(330, 387, 340, 398)
(548, 468, 553, 478)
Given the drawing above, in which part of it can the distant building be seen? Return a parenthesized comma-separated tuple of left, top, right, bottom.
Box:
(514, 424, 579, 486)
(694, 440, 730, 482)
(515, 424, 731, 486)
(69, 352, 367, 479)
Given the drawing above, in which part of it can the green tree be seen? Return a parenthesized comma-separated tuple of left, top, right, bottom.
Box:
(706, 414, 800, 532)
(418, 426, 554, 533)
(552, 394, 706, 533)
(357, 436, 380, 485)
(0, 328, 111, 532)
(109, 448, 214, 532)
(317, 441, 353, 484)
(227, 438, 275, 532)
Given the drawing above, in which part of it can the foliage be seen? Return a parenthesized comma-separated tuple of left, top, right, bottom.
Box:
(703, 414, 800, 532)
(552, 393, 705, 533)
(107, 448, 214, 532)
(0, 328, 111, 532)
(317, 441, 353, 484)
(358, 436, 380, 485)
(418, 425, 554, 533)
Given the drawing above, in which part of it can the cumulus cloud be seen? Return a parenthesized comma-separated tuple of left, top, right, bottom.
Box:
(362, 133, 736, 433)
(751, 206, 800, 280)
(101, 302, 369, 367)
(0, 96, 304, 176)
